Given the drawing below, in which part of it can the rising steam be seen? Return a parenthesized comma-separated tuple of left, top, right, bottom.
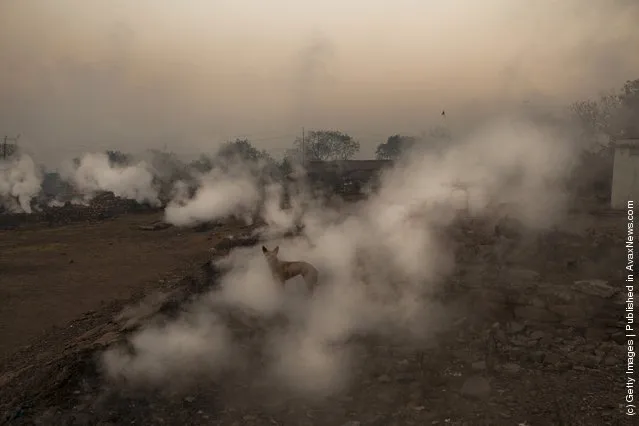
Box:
(164, 165, 261, 227)
(60, 152, 160, 206)
(101, 115, 577, 399)
(0, 154, 42, 213)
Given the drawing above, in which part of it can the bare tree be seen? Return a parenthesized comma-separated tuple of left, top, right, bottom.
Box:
(293, 130, 360, 161)
(375, 134, 416, 160)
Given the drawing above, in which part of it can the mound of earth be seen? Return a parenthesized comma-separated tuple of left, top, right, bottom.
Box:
(0, 192, 159, 230)
(0, 213, 631, 425)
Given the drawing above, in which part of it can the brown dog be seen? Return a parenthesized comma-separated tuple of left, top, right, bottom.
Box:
(262, 245, 319, 292)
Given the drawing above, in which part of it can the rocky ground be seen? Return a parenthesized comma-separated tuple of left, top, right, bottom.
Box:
(0, 209, 631, 425)
(0, 192, 158, 230)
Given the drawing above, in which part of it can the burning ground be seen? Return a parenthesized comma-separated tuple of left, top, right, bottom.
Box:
(0, 117, 630, 425)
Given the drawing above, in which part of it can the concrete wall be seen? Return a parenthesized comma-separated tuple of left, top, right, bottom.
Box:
(611, 139, 639, 209)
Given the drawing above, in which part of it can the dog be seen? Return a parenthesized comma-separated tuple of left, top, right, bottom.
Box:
(262, 245, 319, 292)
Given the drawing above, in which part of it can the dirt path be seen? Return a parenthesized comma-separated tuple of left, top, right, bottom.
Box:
(0, 213, 212, 362)
(0, 210, 632, 425)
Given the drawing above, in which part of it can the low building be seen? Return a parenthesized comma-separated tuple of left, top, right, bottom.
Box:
(611, 138, 639, 209)
(305, 160, 393, 193)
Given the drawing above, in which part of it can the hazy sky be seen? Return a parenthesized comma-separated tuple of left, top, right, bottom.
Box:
(1, 0, 638, 164)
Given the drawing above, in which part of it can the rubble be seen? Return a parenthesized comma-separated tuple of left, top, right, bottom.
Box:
(0, 208, 628, 425)
(0, 191, 159, 229)
(137, 221, 172, 231)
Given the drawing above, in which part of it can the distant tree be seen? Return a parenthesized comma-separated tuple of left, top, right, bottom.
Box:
(147, 149, 189, 183)
(569, 78, 639, 148)
(570, 93, 621, 149)
(618, 78, 639, 137)
(188, 154, 214, 174)
(105, 150, 132, 166)
(279, 157, 294, 176)
(565, 78, 639, 203)
(217, 138, 272, 163)
(215, 138, 283, 182)
(375, 134, 416, 160)
(41, 171, 74, 199)
(1, 142, 18, 159)
(293, 130, 360, 161)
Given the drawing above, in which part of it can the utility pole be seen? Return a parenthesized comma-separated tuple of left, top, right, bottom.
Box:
(2, 134, 20, 160)
(301, 127, 306, 167)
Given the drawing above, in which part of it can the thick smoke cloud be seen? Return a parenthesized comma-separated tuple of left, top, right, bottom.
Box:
(59, 152, 160, 206)
(101, 115, 577, 398)
(164, 164, 262, 227)
(1, 0, 634, 402)
(102, 306, 235, 388)
(0, 154, 42, 213)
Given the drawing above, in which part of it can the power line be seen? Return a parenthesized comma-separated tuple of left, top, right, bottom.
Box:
(302, 127, 306, 167)
(241, 133, 298, 143)
(2, 134, 20, 160)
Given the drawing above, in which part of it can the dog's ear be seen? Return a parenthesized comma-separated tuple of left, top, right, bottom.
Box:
(273, 246, 279, 255)
(262, 245, 268, 253)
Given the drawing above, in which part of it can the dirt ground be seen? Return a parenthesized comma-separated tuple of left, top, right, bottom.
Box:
(0, 208, 633, 425)
(0, 213, 213, 362)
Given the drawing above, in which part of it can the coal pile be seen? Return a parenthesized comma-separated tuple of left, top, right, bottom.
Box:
(0, 192, 160, 229)
(42, 193, 159, 226)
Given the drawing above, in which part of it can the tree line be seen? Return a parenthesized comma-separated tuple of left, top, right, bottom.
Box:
(101, 77, 638, 174)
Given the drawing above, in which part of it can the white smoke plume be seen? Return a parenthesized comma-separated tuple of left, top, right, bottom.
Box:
(163, 164, 262, 227)
(102, 306, 235, 388)
(60, 152, 160, 206)
(102, 115, 577, 399)
(0, 154, 42, 213)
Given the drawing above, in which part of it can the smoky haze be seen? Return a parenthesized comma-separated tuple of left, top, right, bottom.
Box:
(100, 113, 577, 399)
(0, 0, 638, 166)
(0, 0, 631, 402)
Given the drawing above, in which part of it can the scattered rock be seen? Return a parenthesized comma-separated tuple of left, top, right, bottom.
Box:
(507, 322, 526, 333)
(506, 268, 540, 282)
(583, 355, 602, 368)
(500, 363, 522, 374)
(547, 304, 589, 319)
(529, 331, 546, 341)
(471, 361, 487, 371)
(584, 328, 608, 342)
(94, 331, 119, 347)
(514, 307, 560, 323)
(137, 222, 172, 231)
(528, 297, 546, 308)
(460, 376, 491, 400)
(543, 353, 561, 365)
(562, 318, 589, 328)
(572, 280, 617, 298)
(75, 325, 107, 343)
(115, 291, 175, 331)
(611, 332, 627, 345)
(529, 351, 545, 363)
(604, 356, 618, 366)
(377, 374, 391, 383)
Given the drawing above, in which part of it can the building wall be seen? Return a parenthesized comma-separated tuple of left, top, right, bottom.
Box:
(611, 141, 639, 209)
